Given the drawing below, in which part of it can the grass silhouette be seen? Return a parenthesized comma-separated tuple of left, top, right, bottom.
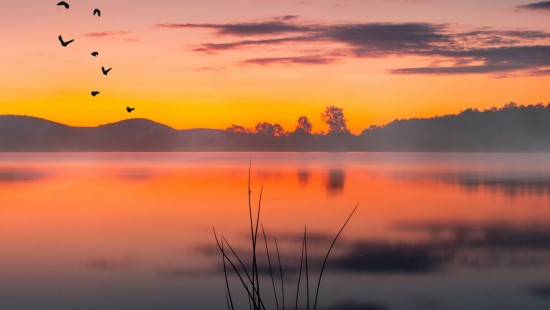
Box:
(214, 163, 358, 310)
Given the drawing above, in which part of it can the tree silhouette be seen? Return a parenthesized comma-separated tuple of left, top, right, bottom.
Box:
(295, 116, 312, 134)
(254, 122, 286, 136)
(226, 124, 250, 134)
(321, 106, 349, 134)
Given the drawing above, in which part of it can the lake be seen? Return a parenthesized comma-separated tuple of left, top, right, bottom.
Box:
(1, 153, 550, 309)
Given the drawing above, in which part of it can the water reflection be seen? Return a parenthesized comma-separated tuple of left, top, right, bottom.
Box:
(86, 258, 136, 271)
(115, 169, 153, 181)
(2, 153, 550, 309)
(199, 221, 550, 276)
(529, 284, 550, 298)
(0, 168, 49, 182)
(394, 171, 550, 198)
(297, 169, 310, 186)
(324, 301, 388, 310)
(327, 169, 345, 195)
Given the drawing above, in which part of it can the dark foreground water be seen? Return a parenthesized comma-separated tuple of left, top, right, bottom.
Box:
(1, 153, 550, 309)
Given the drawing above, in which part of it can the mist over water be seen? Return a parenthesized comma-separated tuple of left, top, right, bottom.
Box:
(1, 153, 550, 309)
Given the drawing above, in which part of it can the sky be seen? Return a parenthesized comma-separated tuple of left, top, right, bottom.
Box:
(1, 0, 550, 133)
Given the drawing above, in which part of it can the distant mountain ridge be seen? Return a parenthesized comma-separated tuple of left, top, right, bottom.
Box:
(2, 103, 550, 151)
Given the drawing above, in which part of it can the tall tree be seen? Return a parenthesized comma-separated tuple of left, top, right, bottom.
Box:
(295, 116, 312, 134)
(321, 106, 349, 134)
(226, 124, 250, 134)
(254, 122, 286, 136)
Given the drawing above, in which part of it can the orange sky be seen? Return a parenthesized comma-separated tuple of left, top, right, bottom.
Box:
(1, 0, 549, 133)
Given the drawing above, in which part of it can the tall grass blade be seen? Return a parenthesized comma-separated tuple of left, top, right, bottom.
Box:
(274, 236, 284, 310)
(222, 236, 266, 305)
(262, 224, 280, 310)
(223, 244, 235, 309)
(312, 203, 359, 310)
(225, 288, 232, 310)
(247, 284, 253, 310)
(295, 228, 306, 310)
(214, 229, 234, 310)
(253, 186, 264, 309)
(247, 160, 257, 309)
(305, 226, 310, 310)
(214, 231, 265, 310)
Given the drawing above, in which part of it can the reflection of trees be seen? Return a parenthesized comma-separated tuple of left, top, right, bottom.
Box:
(298, 169, 310, 186)
(327, 169, 345, 194)
(400, 171, 550, 199)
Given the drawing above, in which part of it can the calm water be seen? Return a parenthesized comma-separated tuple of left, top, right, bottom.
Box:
(1, 153, 550, 309)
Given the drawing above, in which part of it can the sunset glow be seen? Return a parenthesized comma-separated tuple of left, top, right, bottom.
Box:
(1, 0, 550, 133)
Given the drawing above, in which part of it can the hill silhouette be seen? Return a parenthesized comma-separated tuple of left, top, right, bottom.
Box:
(361, 103, 550, 151)
(1, 103, 550, 151)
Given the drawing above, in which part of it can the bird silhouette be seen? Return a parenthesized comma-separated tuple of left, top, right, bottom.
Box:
(91, 51, 99, 57)
(91, 91, 100, 96)
(101, 67, 112, 75)
(93, 8, 101, 17)
(58, 35, 74, 47)
(56, 1, 69, 9)
(126, 107, 135, 113)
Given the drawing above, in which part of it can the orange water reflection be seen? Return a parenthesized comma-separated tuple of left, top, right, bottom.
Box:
(1, 153, 550, 309)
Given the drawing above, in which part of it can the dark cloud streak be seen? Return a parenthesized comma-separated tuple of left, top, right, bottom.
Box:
(84, 31, 131, 38)
(241, 55, 337, 65)
(156, 22, 314, 36)
(517, 1, 550, 11)
(159, 18, 550, 74)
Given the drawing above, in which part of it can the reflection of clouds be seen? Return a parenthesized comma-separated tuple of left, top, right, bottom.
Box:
(527, 284, 550, 297)
(330, 222, 550, 273)
(0, 168, 48, 182)
(394, 222, 550, 248)
(86, 258, 136, 271)
(330, 242, 450, 273)
(394, 171, 550, 198)
(276, 231, 334, 245)
(115, 169, 153, 181)
(323, 301, 387, 310)
(156, 268, 215, 278)
(200, 222, 550, 277)
(327, 169, 345, 195)
(256, 169, 283, 180)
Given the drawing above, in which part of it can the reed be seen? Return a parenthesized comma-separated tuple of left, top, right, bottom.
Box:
(214, 164, 358, 310)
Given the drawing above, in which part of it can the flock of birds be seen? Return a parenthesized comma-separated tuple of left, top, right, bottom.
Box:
(56, 1, 135, 113)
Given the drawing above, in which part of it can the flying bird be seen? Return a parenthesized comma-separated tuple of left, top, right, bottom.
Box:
(91, 91, 100, 96)
(58, 35, 74, 47)
(93, 8, 101, 17)
(126, 107, 135, 113)
(91, 51, 99, 57)
(56, 1, 69, 9)
(101, 67, 112, 75)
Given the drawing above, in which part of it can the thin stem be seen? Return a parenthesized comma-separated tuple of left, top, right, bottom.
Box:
(222, 237, 267, 310)
(275, 236, 284, 310)
(295, 228, 306, 310)
(223, 244, 235, 310)
(253, 186, 264, 308)
(247, 160, 257, 309)
(262, 224, 280, 310)
(225, 288, 231, 310)
(305, 226, 310, 310)
(313, 203, 359, 310)
(214, 228, 234, 310)
(216, 231, 265, 309)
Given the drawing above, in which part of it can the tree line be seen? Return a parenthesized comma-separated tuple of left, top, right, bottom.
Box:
(226, 106, 350, 136)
